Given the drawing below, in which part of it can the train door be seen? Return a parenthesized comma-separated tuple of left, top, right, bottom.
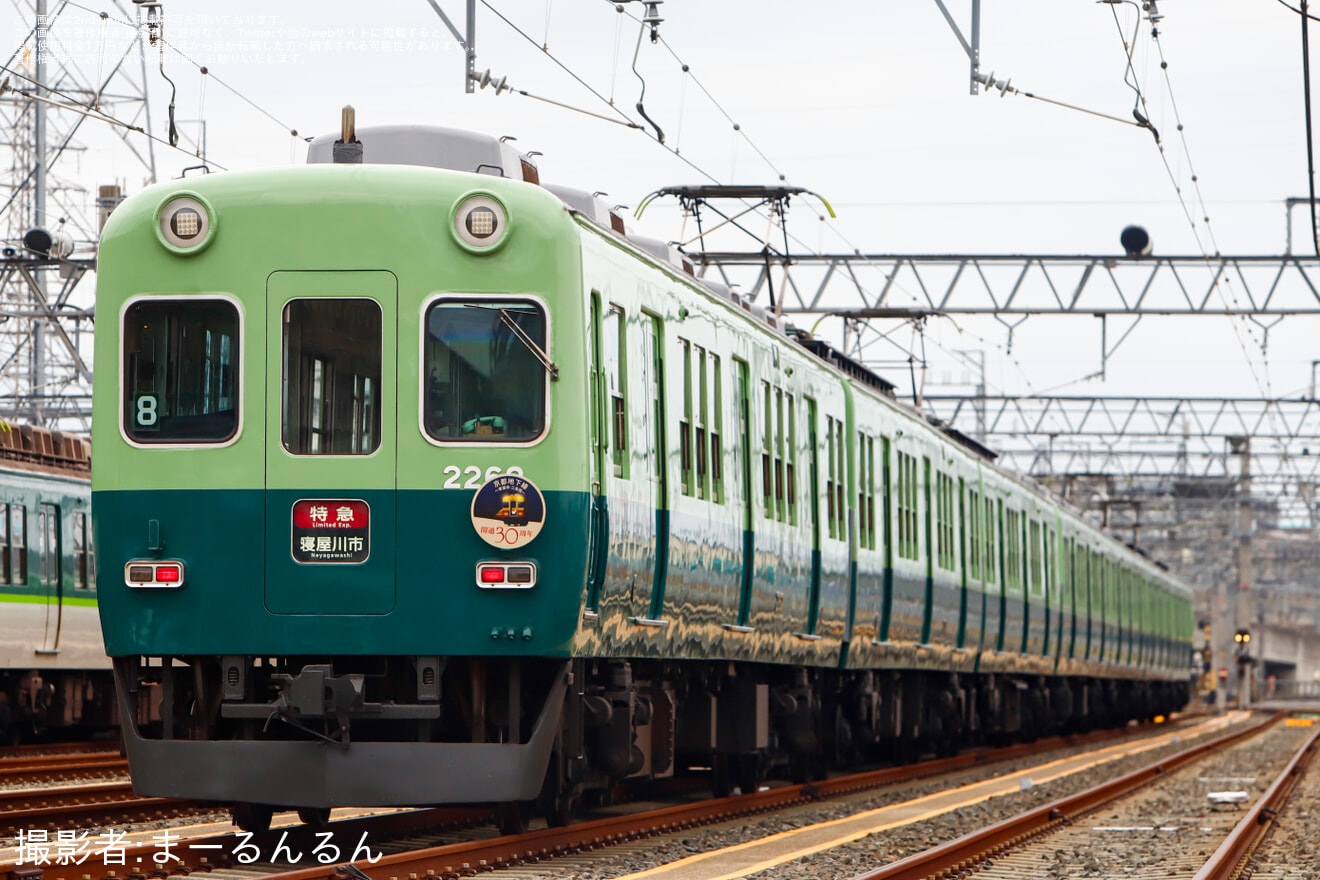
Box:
(956, 478, 967, 648)
(735, 359, 754, 625)
(920, 457, 933, 644)
(646, 315, 669, 622)
(879, 437, 893, 640)
(264, 271, 397, 615)
(585, 294, 608, 612)
(996, 500, 1007, 652)
(805, 398, 821, 633)
(37, 504, 60, 653)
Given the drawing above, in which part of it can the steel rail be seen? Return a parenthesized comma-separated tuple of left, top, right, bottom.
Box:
(0, 743, 117, 760)
(0, 782, 200, 836)
(1192, 722, 1320, 880)
(851, 713, 1282, 880)
(0, 756, 128, 785)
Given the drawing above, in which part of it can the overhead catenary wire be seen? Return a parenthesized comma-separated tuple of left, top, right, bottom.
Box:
(1105, 3, 1306, 478)
(0, 61, 230, 170)
(500, 0, 932, 359)
(60, 1, 303, 140)
(1104, 5, 1272, 392)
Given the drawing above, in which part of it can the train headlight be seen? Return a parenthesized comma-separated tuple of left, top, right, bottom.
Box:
(155, 194, 215, 254)
(451, 193, 509, 253)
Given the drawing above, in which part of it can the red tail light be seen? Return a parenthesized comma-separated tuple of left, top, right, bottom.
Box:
(124, 560, 186, 588)
(475, 562, 537, 589)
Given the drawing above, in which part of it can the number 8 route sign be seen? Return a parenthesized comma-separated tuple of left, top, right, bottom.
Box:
(471, 474, 545, 549)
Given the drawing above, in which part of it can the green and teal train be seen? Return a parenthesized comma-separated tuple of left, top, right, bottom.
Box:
(0, 425, 106, 740)
(93, 124, 1194, 832)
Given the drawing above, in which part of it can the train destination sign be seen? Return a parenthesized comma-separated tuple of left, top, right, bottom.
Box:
(291, 499, 371, 564)
(471, 474, 545, 549)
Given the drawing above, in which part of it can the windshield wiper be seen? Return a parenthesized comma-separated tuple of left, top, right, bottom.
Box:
(498, 308, 559, 381)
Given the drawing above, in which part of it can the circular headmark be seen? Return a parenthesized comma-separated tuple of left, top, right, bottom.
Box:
(471, 473, 545, 549)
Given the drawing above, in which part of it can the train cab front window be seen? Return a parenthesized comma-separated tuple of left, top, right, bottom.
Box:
(282, 298, 382, 455)
(123, 299, 239, 443)
(424, 298, 548, 443)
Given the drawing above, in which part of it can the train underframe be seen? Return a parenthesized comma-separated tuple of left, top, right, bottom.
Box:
(112, 654, 1189, 834)
(0, 669, 117, 743)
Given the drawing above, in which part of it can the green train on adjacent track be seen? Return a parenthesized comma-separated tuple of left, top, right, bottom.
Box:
(93, 121, 1194, 833)
(0, 425, 107, 741)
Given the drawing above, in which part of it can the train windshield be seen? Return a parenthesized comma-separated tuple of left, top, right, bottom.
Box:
(424, 299, 547, 443)
(122, 299, 239, 443)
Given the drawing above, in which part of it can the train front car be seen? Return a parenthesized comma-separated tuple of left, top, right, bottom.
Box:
(93, 128, 587, 829)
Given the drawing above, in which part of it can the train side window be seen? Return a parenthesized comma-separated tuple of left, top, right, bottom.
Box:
(833, 419, 845, 538)
(284, 298, 382, 454)
(679, 338, 693, 496)
(1028, 520, 1043, 596)
(123, 298, 239, 444)
(1005, 508, 1021, 591)
(604, 304, 628, 478)
(11, 504, 25, 585)
(786, 394, 797, 524)
(1049, 528, 1059, 602)
(826, 416, 843, 537)
(73, 512, 89, 590)
(868, 437, 878, 548)
(856, 436, 870, 548)
(856, 433, 867, 546)
(710, 355, 724, 503)
(896, 451, 919, 560)
(936, 472, 956, 571)
(762, 382, 773, 516)
(425, 298, 547, 444)
(966, 489, 978, 576)
(0, 503, 8, 585)
(38, 504, 59, 587)
(695, 345, 707, 499)
(773, 388, 785, 521)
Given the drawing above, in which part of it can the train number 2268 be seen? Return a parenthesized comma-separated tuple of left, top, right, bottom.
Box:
(441, 465, 524, 489)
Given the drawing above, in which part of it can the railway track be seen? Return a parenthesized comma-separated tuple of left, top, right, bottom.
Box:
(0, 743, 118, 760)
(0, 781, 213, 837)
(851, 716, 1318, 880)
(0, 754, 128, 787)
(0, 711, 1239, 880)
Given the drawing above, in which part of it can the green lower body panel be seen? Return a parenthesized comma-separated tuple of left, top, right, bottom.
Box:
(93, 488, 589, 657)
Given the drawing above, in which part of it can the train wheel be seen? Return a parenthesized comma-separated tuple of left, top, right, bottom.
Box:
(736, 753, 763, 794)
(495, 801, 531, 836)
(230, 803, 273, 833)
(711, 754, 734, 798)
(542, 791, 579, 828)
(789, 754, 824, 785)
(297, 807, 332, 828)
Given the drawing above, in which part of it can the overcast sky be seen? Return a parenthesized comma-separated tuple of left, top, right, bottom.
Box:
(5, 0, 1317, 411)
